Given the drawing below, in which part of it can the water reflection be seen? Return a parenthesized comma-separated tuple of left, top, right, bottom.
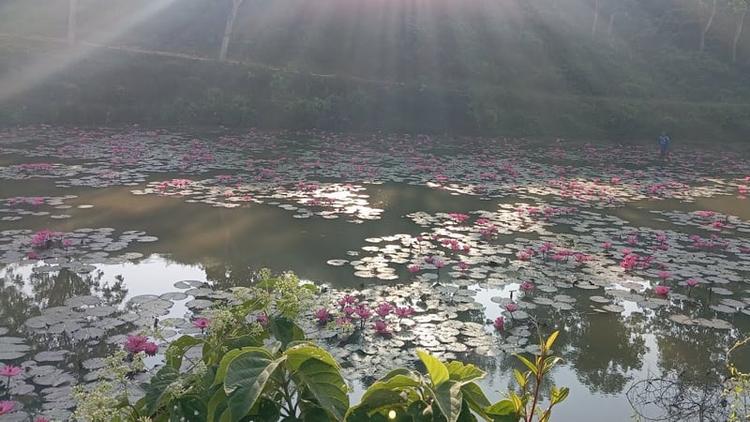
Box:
(565, 313, 647, 395)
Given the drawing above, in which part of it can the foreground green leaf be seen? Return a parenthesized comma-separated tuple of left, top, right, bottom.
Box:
(417, 349, 449, 387)
(294, 357, 350, 421)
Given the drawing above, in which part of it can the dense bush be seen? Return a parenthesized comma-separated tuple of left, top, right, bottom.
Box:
(72, 270, 569, 422)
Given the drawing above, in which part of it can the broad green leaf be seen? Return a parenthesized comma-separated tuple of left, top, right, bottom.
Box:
(301, 405, 332, 422)
(270, 316, 305, 348)
(285, 342, 340, 371)
(346, 370, 422, 419)
(165, 335, 203, 370)
(486, 399, 521, 422)
(224, 333, 266, 350)
(485, 400, 516, 416)
(223, 351, 285, 397)
(513, 354, 538, 377)
(346, 405, 398, 422)
(544, 331, 560, 352)
(142, 366, 180, 415)
(378, 367, 420, 382)
(457, 400, 478, 422)
(207, 387, 227, 422)
(225, 384, 271, 422)
(446, 361, 485, 385)
(254, 397, 282, 421)
(214, 347, 273, 386)
(430, 380, 463, 422)
(417, 349, 450, 387)
(360, 374, 422, 404)
(170, 394, 207, 422)
(460, 382, 492, 421)
(347, 389, 407, 418)
(294, 357, 350, 421)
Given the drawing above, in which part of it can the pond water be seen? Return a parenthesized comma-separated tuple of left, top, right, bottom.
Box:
(1, 127, 749, 421)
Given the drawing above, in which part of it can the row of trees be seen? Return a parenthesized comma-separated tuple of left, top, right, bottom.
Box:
(58, 0, 750, 64)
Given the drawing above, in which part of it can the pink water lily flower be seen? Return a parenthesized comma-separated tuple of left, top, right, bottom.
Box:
(493, 316, 505, 332)
(354, 305, 372, 320)
(192, 318, 210, 330)
(0, 401, 14, 415)
(658, 271, 671, 281)
(0, 365, 22, 378)
(34, 417, 51, 422)
(124, 335, 148, 354)
(143, 342, 159, 356)
(686, 278, 699, 288)
(407, 264, 421, 274)
(124, 335, 158, 356)
(653, 285, 671, 296)
(338, 294, 356, 308)
(314, 308, 331, 325)
(375, 303, 393, 318)
(520, 281, 535, 293)
(395, 306, 414, 319)
(373, 320, 391, 336)
(505, 303, 519, 313)
(517, 248, 534, 261)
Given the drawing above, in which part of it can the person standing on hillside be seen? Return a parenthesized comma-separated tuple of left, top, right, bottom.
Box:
(658, 132, 671, 160)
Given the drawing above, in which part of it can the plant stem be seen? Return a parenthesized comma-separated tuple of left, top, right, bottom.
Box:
(526, 352, 544, 422)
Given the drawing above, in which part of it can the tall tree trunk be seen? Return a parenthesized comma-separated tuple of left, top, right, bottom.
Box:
(699, 0, 717, 51)
(219, 0, 243, 62)
(592, 0, 599, 35)
(607, 12, 617, 42)
(733, 8, 748, 62)
(67, 0, 77, 45)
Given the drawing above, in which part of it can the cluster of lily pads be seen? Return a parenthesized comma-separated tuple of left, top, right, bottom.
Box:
(0, 196, 87, 223)
(0, 274, 234, 421)
(1, 128, 749, 210)
(328, 203, 749, 333)
(0, 228, 159, 265)
(133, 177, 383, 222)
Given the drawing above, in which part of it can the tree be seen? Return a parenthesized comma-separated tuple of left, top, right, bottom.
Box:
(730, 0, 749, 62)
(592, 0, 600, 35)
(67, 0, 78, 45)
(699, 0, 718, 51)
(219, 0, 244, 62)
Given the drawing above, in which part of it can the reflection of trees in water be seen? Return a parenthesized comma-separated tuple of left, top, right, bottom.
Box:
(204, 261, 259, 289)
(0, 266, 128, 331)
(649, 304, 737, 384)
(626, 370, 728, 422)
(624, 304, 746, 422)
(562, 312, 647, 395)
(0, 270, 41, 330)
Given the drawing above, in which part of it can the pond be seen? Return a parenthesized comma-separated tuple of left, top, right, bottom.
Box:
(1, 127, 749, 421)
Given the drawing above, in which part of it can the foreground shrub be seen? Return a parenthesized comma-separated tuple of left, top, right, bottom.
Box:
(73, 270, 568, 421)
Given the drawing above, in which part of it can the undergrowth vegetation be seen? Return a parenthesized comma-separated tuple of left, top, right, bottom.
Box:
(72, 270, 570, 422)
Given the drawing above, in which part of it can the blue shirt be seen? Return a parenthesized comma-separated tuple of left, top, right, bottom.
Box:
(658, 135, 670, 148)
